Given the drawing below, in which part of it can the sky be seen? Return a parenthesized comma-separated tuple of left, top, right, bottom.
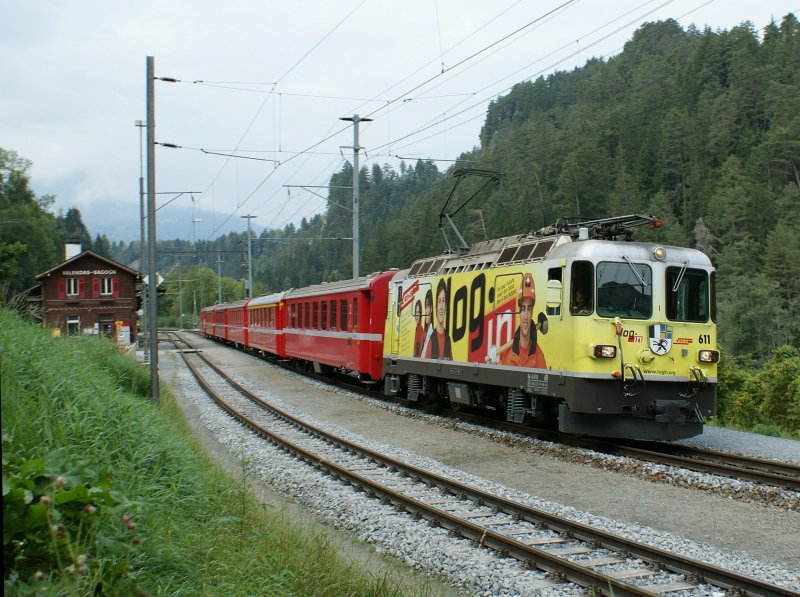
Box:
(2, 0, 797, 244)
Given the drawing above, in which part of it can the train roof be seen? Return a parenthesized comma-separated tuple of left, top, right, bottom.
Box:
(405, 232, 572, 278)
(285, 270, 395, 299)
(403, 214, 699, 278)
(221, 298, 251, 309)
(248, 291, 288, 307)
(548, 239, 713, 266)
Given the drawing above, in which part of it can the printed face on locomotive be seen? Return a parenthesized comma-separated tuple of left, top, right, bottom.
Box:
(394, 267, 548, 366)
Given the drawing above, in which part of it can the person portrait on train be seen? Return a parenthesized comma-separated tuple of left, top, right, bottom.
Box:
(500, 272, 547, 368)
(424, 279, 452, 360)
(413, 299, 425, 357)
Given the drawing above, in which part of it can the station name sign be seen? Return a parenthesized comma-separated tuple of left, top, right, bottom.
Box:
(62, 269, 118, 276)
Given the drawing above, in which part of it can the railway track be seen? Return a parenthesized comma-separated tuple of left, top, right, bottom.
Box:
(444, 413, 800, 493)
(168, 331, 797, 596)
(181, 329, 800, 494)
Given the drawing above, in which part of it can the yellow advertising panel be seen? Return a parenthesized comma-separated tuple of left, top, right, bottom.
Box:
(391, 265, 551, 369)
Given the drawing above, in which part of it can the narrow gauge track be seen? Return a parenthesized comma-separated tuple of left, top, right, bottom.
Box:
(441, 412, 800, 493)
(183, 329, 799, 492)
(169, 332, 796, 597)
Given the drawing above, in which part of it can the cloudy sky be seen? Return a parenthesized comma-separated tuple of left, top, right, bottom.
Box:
(2, 1, 796, 243)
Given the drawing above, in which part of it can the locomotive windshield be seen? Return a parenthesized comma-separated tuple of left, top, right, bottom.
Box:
(596, 262, 652, 319)
(666, 266, 710, 322)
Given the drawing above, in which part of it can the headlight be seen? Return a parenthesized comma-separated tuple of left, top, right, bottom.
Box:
(652, 246, 666, 261)
(698, 350, 719, 363)
(593, 345, 616, 358)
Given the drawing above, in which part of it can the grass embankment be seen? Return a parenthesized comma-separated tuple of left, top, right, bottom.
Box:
(1, 309, 432, 596)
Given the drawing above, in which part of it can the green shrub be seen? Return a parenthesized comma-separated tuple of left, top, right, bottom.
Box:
(716, 345, 800, 438)
(3, 443, 142, 594)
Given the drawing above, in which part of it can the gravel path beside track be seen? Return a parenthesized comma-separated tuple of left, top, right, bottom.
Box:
(159, 335, 800, 594)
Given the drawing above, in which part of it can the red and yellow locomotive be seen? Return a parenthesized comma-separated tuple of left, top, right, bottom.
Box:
(201, 215, 718, 441)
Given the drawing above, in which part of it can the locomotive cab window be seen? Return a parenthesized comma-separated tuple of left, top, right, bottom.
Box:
(596, 261, 652, 319)
(570, 261, 593, 316)
(666, 266, 709, 323)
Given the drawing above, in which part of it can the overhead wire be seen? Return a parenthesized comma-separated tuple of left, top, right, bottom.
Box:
(365, 0, 683, 158)
(384, 9, 800, 173)
(207, 0, 583, 237)
(387, 0, 792, 160)
(200, 0, 792, 242)
(183, 2, 549, 239)
(201, 0, 369, 240)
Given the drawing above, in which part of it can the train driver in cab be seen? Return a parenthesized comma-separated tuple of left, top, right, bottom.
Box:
(500, 273, 547, 368)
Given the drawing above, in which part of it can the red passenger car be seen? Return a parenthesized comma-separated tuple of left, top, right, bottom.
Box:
(246, 291, 287, 357)
(224, 299, 250, 347)
(212, 303, 227, 340)
(282, 271, 394, 381)
(200, 305, 215, 337)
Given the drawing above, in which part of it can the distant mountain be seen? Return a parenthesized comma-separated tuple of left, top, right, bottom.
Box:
(82, 200, 257, 243)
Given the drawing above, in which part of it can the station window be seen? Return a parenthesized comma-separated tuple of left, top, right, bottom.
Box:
(570, 261, 593, 316)
(99, 315, 114, 337)
(67, 315, 80, 336)
(340, 299, 348, 331)
(99, 277, 113, 296)
(66, 278, 79, 296)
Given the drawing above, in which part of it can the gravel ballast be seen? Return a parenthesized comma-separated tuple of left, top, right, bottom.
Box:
(160, 336, 800, 595)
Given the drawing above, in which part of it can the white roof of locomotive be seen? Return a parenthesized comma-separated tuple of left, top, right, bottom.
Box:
(548, 239, 713, 267)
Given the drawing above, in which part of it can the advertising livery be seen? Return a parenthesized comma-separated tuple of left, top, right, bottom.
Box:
(203, 214, 719, 442)
(383, 216, 719, 441)
(392, 269, 548, 369)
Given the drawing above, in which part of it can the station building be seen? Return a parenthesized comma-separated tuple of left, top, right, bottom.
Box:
(30, 243, 141, 344)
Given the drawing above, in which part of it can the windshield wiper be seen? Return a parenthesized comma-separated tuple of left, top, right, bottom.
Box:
(623, 256, 648, 288)
(671, 261, 689, 292)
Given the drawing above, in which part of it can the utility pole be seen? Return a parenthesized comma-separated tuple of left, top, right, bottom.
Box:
(146, 55, 159, 403)
(178, 266, 184, 330)
(339, 114, 372, 278)
(192, 217, 201, 264)
(135, 119, 148, 364)
(216, 251, 223, 304)
(241, 215, 256, 298)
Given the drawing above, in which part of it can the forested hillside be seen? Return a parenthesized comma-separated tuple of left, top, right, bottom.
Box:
(172, 14, 797, 359)
(3, 15, 798, 362)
